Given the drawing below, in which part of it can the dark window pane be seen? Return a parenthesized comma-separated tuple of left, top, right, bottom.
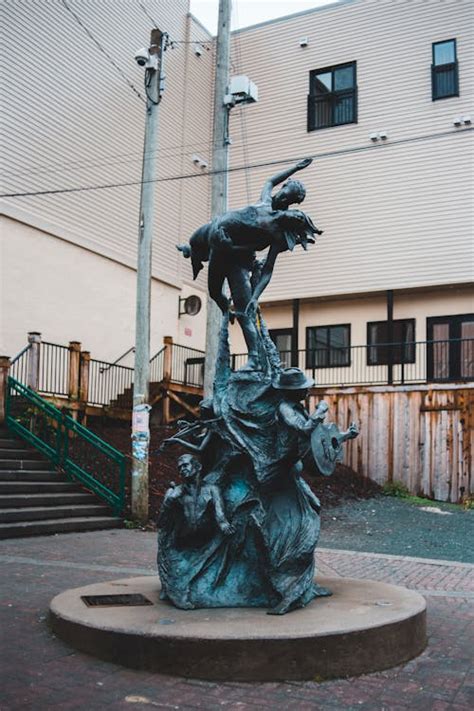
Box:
(314, 72, 332, 94)
(433, 65, 457, 98)
(334, 93, 354, 124)
(334, 65, 354, 90)
(368, 319, 415, 365)
(312, 96, 332, 128)
(434, 40, 455, 65)
(461, 322, 474, 379)
(329, 326, 349, 349)
(315, 329, 328, 348)
(307, 326, 350, 368)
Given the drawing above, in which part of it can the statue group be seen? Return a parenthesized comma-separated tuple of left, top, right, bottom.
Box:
(158, 158, 359, 614)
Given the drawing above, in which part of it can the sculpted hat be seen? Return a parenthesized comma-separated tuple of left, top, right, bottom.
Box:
(272, 367, 315, 390)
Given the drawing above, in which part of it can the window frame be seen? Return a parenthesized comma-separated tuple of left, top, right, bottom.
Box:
(307, 61, 358, 132)
(305, 324, 351, 369)
(366, 318, 416, 367)
(427, 313, 474, 382)
(431, 39, 459, 101)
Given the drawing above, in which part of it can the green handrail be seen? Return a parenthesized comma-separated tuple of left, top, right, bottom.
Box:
(5, 377, 126, 515)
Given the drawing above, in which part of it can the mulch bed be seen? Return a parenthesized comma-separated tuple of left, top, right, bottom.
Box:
(89, 419, 381, 522)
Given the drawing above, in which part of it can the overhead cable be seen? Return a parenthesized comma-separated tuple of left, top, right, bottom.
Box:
(1, 128, 471, 199)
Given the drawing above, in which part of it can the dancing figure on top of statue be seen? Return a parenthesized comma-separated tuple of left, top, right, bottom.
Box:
(177, 157, 322, 369)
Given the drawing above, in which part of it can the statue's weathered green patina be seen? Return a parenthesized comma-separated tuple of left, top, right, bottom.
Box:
(158, 158, 358, 614)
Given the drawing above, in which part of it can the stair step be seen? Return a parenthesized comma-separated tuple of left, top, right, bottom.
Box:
(0, 438, 28, 448)
(0, 516, 122, 539)
(0, 492, 98, 508)
(0, 504, 111, 523)
(0, 481, 82, 494)
(0, 471, 62, 482)
(0, 459, 51, 470)
(0, 448, 45, 458)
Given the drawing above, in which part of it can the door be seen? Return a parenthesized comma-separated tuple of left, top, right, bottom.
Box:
(427, 314, 474, 381)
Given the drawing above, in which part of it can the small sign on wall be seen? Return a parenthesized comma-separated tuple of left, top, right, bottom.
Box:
(184, 327, 192, 337)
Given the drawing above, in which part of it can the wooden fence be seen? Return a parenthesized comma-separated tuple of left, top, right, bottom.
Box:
(309, 384, 473, 503)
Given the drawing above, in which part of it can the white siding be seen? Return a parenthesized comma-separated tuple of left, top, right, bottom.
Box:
(1, 0, 214, 288)
(227, 0, 473, 301)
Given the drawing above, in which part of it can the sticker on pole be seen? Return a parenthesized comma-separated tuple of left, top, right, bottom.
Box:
(132, 404, 151, 434)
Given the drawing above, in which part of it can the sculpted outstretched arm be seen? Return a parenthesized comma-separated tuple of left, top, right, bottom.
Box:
(260, 157, 313, 203)
(279, 402, 316, 433)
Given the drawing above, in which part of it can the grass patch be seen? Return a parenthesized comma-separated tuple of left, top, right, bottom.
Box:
(382, 481, 462, 511)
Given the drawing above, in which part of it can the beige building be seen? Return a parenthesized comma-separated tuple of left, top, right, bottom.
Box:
(227, 0, 473, 388)
(2, 0, 472, 377)
(1, 0, 473, 500)
(1, 0, 212, 362)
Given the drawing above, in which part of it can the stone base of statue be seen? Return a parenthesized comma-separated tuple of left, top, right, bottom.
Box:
(49, 575, 426, 681)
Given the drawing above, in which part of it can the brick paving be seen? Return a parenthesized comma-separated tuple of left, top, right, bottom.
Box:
(1, 530, 473, 710)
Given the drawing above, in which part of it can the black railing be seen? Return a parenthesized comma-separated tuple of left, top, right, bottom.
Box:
(100, 346, 135, 372)
(39, 342, 69, 396)
(150, 346, 165, 383)
(307, 88, 357, 130)
(10, 344, 31, 385)
(170, 344, 205, 387)
(88, 358, 133, 406)
(232, 339, 474, 387)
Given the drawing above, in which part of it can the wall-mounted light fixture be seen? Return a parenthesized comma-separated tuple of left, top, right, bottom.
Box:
(178, 295, 202, 318)
(299, 37, 309, 47)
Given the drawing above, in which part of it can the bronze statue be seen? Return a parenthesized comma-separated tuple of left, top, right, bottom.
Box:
(158, 158, 360, 613)
(178, 157, 322, 369)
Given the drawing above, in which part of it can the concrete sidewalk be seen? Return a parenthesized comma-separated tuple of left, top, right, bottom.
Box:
(1, 530, 473, 710)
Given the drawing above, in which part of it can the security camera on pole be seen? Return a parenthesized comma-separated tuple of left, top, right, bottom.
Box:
(131, 28, 167, 524)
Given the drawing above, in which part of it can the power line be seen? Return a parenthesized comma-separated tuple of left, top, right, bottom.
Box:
(60, 0, 145, 103)
(2, 128, 471, 199)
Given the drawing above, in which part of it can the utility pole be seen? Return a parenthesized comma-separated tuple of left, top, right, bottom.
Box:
(131, 28, 166, 523)
(203, 0, 232, 398)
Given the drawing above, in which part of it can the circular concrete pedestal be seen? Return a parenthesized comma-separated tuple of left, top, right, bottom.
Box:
(50, 576, 426, 681)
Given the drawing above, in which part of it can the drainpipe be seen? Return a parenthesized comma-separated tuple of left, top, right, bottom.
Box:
(387, 289, 394, 385)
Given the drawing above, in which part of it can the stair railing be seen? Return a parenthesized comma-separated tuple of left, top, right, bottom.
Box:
(10, 344, 31, 385)
(5, 377, 126, 514)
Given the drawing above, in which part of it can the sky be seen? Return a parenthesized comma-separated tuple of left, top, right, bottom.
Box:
(189, 0, 337, 35)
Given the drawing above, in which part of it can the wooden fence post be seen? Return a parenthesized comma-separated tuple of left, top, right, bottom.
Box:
(162, 336, 173, 424)
(27, 331, 41, 391)
(68, 342, 81, 418)
(79, 350, 90, 424)
(0, 356, 10, 424)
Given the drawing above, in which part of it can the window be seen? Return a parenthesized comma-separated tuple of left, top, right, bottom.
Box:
(308, 62, 357, 131)
(427, 314, 474, 381)
(367, 319, 415, 366)
(432, 39, 459, 100)
(269, 328, 294, 368)
(306, 325, 351, 368)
